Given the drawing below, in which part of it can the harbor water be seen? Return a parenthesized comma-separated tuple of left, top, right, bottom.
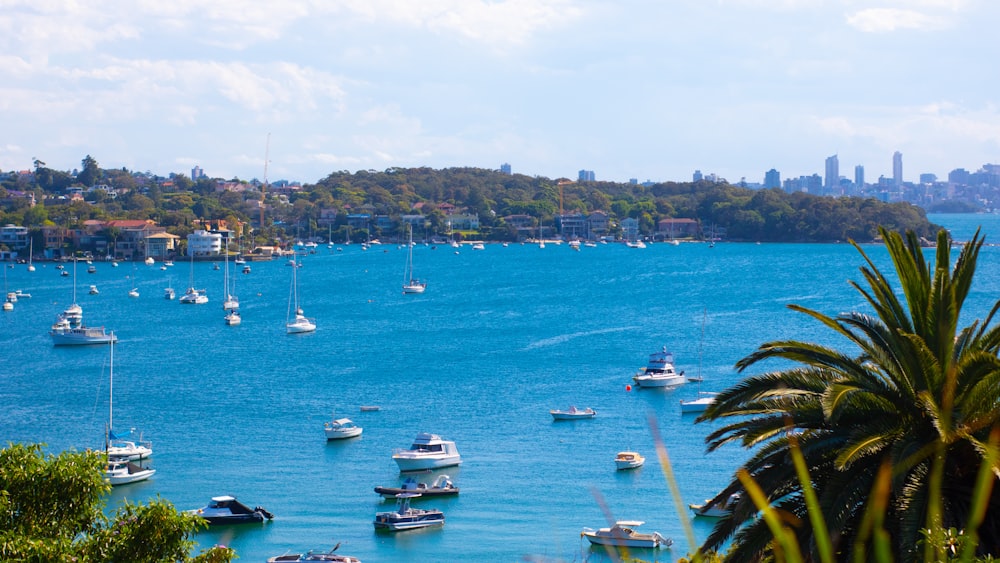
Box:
(1, 213, 998, 562)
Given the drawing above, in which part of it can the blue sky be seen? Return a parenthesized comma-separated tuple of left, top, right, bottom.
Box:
(1, 1, 997, 185)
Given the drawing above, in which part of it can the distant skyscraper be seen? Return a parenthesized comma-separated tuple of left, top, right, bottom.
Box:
(824, 155, 839, 191)
(578, 170, 595, 182)
(693, 170, 703, 182)
(500, 162, 511, 175)
(191, 165, 204, 180)
(764, 168, 780, 189)
(893, 151, 903, 187)
(855, 165, 864, 189)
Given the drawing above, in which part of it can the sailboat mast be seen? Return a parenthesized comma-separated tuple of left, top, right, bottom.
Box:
(109, 337, 114, 432)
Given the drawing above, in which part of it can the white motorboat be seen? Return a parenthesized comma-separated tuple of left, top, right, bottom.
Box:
(615, 451, 645, 470)
(550, 406, 596, 420)
(392, 433, 462, 472)
(375, 474, 458, 498)
(144, 257, 154, 266)
(373, 493, 444, 531)
(680, 392, 719, 414)
(14, 289, 30, 299)
(267, 546, 360, 562)
(187, 495, 274, 525)
(581, 521, 671, 549)
(89, 284, 99, 295)
(402, 225, 426, 294)
(324, 417, 363, 440)
(105, 458, 155, 486)
(164, 280, 175, 300)
(690, 493, 740, 518)
(286, 259, 315, 333)
(50, 323, 117, 346)
(632, 347, 686, 388)
(471, 243, 485, 250)
(128, 288, 139, 298)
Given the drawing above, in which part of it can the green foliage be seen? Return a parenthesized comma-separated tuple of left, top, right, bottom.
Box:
(0, 443, 234, 562)
(697, 228, 1000, 562)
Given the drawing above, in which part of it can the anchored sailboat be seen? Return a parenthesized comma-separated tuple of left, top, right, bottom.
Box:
(402, 225, 426, 294)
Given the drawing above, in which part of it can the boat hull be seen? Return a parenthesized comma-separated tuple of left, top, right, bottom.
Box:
(51, 328, 117, 346)
(373, 514, 444, 531)
(582, 532, 664, 549)
(325, 427, 363, 440)
(632, 375, 686, 388)
(392, 455, 461, 472)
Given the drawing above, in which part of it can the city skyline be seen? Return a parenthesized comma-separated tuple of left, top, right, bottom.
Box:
(1, 2, 998, 185)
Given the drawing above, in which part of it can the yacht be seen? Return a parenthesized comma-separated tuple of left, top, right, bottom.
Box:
(373, 493, 444, 531)
(105, 458, 155, 486)
(50, 319, 117, 346)
(187, 495, 274, 525)
(179, 287, 208, 304)
(224, 309, 242, 326)
(89, 285, 99, 295)
(106, 429, 153, 461)
(632, 347, 686, 388)
(581, 521, 671, 549)
(392, 433, 462, 472)
(615, 451, 645, 470)
(324, 417, 363, 440)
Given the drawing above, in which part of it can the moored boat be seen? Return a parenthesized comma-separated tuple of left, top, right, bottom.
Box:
(105, 458, 155, 486)
(550, 406, 596, 420)
(187, 495, 274, 525)
(374, 474, 458, 498)
(392, 433, 461, 472)
(324, 417, 362, 440)
(614, 451, 645, 470)
(632, 347, 686, 388)
(680, 392, 719, 414)
(581, 521, 671, 548)
(266, 546, 360, 562)
(690, 492, 740, 518)
(373, 493, 444, 531)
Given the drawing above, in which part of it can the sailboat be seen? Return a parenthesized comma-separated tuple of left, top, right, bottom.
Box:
(2, 266, 12, 311)
(223, 239, 241, 325)
(286, 257, 315, 333)
(103, 337, 155, 485)
(222, 238, 239, 311)
(680, 310, 717, 414)
(128, 265, 140, 298)
(179, 251, 208, 304)
(164, 276, 175, 300)
(402, 225, 426, 294)
(26, 239, 35, 272)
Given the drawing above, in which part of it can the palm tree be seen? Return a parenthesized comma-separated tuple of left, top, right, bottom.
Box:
(698, 227, 1000, 562)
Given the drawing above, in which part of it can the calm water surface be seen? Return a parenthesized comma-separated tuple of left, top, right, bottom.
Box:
(2, 213, 998, 562)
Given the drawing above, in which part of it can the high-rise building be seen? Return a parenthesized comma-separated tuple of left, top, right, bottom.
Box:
(500, 163, 511, 175)
(824, 155, 839, 191)
(855, 165, 864, 189)
(191, 165, 204, 180)
(893, 151, 903, 187)
(764, 168, 780, 189)
(693, 170, 703, 182)
(578, 170, 595, 182)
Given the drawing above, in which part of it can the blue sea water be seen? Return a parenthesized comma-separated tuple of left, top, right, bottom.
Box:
(1, 213, 999, 562)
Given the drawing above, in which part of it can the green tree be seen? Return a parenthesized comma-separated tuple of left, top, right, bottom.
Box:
(78, 155, 101, 187)
(699, 228, 1000, 562)
(0, 443, 234, 562)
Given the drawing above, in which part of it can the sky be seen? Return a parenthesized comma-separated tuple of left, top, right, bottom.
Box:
(1, 0, 998, 186)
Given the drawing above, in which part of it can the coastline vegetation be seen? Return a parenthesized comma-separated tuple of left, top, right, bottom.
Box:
(0, 158, 940, 251)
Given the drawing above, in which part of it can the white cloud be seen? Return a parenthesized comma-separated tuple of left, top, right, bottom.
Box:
(846, 8, 948, 32)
